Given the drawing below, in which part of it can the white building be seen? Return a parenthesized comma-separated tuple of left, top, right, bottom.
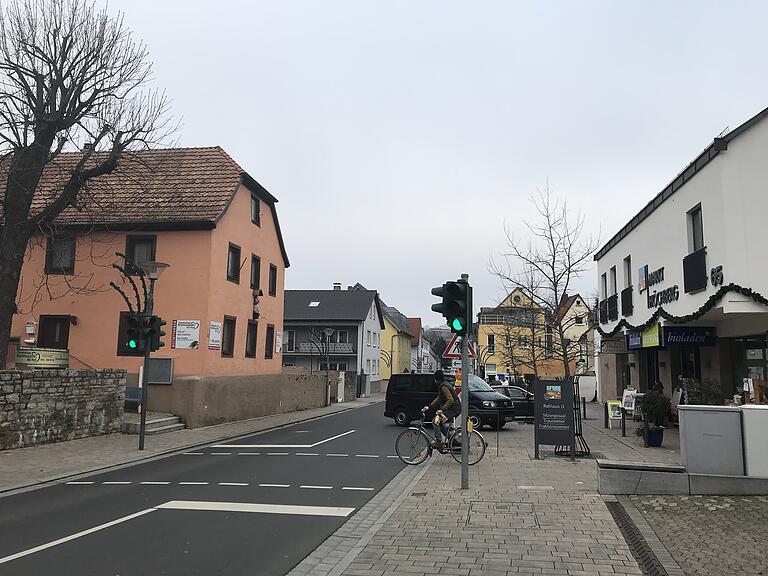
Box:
(595, 105, 768, 402)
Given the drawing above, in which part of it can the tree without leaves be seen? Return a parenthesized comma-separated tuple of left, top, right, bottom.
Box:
(491, 185, 600, 379)
(0, 0, 172, 366)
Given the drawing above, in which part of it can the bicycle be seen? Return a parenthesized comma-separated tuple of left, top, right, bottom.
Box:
(395, 410, 486, 466)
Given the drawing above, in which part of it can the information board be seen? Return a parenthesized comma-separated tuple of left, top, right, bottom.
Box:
(15, 347, 69, 368)
(534, 379, 575, 460)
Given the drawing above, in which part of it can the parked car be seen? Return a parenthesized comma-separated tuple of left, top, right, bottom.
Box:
(385, 373, 515, 429)
(491, 384, 534, 422)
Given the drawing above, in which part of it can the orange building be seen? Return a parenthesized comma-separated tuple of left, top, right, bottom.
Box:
(10, 147, 289, 379)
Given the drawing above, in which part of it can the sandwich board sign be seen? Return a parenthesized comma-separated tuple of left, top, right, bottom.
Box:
(442, 333, 477, 359)
(533, 379, 575, 460)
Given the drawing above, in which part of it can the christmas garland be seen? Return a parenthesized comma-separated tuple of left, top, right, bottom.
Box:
(596, 283, 768, 338)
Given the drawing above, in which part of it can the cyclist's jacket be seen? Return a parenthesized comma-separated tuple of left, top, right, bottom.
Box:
(428, 383, 461, 416)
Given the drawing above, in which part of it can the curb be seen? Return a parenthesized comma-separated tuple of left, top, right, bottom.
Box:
(0, 398, 383, 498)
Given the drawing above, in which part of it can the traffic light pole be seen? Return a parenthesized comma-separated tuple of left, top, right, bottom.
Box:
(138, 277, 156, 451)
(460, 273, 470, 490)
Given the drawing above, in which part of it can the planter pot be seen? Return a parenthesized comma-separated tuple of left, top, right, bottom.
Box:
(646, 427, 664, 447)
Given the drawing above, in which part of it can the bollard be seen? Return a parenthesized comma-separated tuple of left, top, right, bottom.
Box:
(582, 397, 587, 420)
(621, 407, 626, 437)
(604, 402, 609, 429)
(643, 418, 649, 447)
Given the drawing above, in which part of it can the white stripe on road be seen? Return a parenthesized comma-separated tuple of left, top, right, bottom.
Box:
(102, 481, 131, 485)
(218, 482, 248, 486)
(0, 509, 156, 566)
(267, 452, 289, 456)
(300, 485, 332, 490)
(355, 454, 379, 458)
(212, 429, 356, 449)
(386, 455, 400, 458)
(140, 481, 171, 485)
(342, 486, 374, 491)
(237, 452, 260, 455)
(326, 453, 348, 457)
(178, 482, 209, 485)
(295, 453, 319, 456)
(65, 481, 94, 485)
(156, 500, 355, 517)
(259, 483, 290, 488)
(183, 452, 204, 455)
(210, 452, 231, 455)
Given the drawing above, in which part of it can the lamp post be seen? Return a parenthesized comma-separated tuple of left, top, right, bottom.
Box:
(138, 260, 169, 450)
(324, 328, 333, 406)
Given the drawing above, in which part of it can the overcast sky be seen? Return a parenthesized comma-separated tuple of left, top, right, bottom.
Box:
(111, 0, 768, 326)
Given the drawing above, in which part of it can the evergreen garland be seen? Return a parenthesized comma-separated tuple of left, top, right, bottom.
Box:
(596, 283, 768, 338)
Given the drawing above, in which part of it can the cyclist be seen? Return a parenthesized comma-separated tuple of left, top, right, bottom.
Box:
(423, 370, 461, 451)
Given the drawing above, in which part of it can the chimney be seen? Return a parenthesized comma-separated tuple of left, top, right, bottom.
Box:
(333, 282, 342, 291)
(82, 142, 92, 152)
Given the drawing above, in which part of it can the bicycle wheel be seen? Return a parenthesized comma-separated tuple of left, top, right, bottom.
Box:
(395, 428, 431, 465)
(449, 429, 486, 465)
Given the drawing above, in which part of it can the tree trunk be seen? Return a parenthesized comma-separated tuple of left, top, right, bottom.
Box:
(0, 227, 32, 368)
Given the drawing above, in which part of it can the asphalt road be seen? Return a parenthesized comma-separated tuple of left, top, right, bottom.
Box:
(0, 402, 406, 576)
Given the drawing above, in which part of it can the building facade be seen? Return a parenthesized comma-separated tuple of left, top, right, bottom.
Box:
(408, 317, 436, 373)
(596, 105, 768, 403)
(11, 147, 289, 379)
(380, 306, 412, 380)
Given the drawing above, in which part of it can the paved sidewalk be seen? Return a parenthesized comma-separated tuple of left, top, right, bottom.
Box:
(0, 394, 383, 493)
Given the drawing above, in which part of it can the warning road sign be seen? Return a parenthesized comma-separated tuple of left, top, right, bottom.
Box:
(442, 333, 476, 359)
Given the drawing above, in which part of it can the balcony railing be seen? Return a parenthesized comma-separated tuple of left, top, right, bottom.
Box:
(599, 300, 608, 324)
(295, 342, 356, 354)
(621, 286, 633, 317)
(607, 294, 619, 321)
(683, 247, 707, 294)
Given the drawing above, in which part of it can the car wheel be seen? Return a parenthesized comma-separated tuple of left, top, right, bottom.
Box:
(469, 414, 482, 429)
(394, 408, 411, 427)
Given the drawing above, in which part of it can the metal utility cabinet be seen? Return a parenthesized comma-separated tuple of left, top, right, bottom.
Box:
(741, 405, 768, 477)
(679, 405, 744, 476)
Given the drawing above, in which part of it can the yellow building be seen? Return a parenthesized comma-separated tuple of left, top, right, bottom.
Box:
(380, 306, 413, 380)
(476, 288, 563, 383)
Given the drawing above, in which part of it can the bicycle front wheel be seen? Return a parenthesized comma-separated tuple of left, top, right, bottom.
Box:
(449, 429, 486, 465)
(395, 428, 431, 465)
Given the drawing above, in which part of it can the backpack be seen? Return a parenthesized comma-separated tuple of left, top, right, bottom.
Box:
(441, 383, 461, 414)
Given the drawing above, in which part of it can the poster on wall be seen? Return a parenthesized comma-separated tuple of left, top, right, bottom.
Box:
(208, 321, 222, 350)
(172, 320, 200, 349)
(275, 331, 283, 353)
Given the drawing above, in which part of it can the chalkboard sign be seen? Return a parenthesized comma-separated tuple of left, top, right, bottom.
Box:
(534, 379, 575, 460)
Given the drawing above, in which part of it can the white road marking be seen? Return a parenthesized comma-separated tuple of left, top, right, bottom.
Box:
(326, 453, 348, 457)
(355, 454, 379, 458)
(218, 482, 248, 486)
(210, 452, 231, 455)
(267, 452, 289, 456)
(517, 485, 554, 490)
(156, 500, 355, 517)
(259, 483, 290, 488)
(140, 481, 171, 485)
(212, 429, 356, 449)
(178, 482, 209, 485)
(386, 455, 400, 459)
(102, 481, 131, 485)
(300, 485, 332, 490)
(0, 508, 156, 565)
(183, 452, 204, 455)
(295, 453, 319, 456)
(342, 486, 374, 491)
(237, 452, 260, 455)
(65, 481, 94, 485)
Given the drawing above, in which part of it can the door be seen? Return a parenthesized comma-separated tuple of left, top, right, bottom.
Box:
(37, 315, 70, 350)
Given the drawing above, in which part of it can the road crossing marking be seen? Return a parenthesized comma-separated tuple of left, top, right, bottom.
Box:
(156, 500, 355, 517)
(212, 429, 356, 449)
(300, 485, 332, 490)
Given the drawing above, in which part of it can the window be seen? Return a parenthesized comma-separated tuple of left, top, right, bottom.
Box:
(251, 193, 261, 226)
(38, 315, 70, 350)
(367, 330, 371, 346)
(285, 330, 296, 352)
(520, 335, 529, 347)
(45, 236, 75, 275)
(250, 255, 261, 290)
(366, 359, 371, 373)
(125, 235, 156, 275)
(575, 316, 584, 325)
(689, 205, 704, 252)
(338, 362, 347, 371)
(331, 330, 348, 344)
(609, 266, 617, 296)
(485, 363, 497, 374)
(487, 334, 495, 354)
(222, 316, 236, 358)
(227, 243, 241, 283)
(600, 273, 607, 300)
(268, 264, 277, 296)
(623, 255, 632, 289)
(265, 324, 275, 359)
(245, 320, 258, 358)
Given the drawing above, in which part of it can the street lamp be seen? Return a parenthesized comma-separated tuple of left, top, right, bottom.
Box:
(324, 328, 334, 406)
(137, 260, 169, 451)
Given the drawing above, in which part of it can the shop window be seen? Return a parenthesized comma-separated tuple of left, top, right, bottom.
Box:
(222, 316, 236, 358)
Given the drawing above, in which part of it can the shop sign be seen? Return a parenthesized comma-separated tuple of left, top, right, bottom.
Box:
(627, 331, 643, 350)
(601, 337, 628, 355)
(639, 264, 680, 308)
(208, 321, 222, 350)
(663, 326, 716, 347)
(534, 379, 575, 459)
(642, 324, 661, 348)
(171, 320, 200, 349)
(15, 347, 69, 368)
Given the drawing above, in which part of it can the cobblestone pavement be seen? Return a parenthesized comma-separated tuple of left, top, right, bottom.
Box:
(631, 495, 768, 576)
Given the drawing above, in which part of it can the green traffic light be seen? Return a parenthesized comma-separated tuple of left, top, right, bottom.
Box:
(451, 318, 464, 331)
(128, 339, 137, 349)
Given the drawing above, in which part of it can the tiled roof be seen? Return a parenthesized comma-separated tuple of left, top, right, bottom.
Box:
(382, 306, 412, 336)
(284, 290, 383, 324)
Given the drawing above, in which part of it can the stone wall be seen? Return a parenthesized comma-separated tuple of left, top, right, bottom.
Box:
(0, 369, 126, 451)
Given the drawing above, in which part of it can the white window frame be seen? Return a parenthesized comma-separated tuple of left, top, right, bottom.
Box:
(366, 330, 371, 346)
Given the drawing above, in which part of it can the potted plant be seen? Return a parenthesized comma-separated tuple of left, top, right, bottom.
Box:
(635, 390, 671, 447)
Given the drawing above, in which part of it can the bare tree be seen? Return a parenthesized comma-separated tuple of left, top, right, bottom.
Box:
(492, 185, 599, 379)
(0, 0, 172, 366)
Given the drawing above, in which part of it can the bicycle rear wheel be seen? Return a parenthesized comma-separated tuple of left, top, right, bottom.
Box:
(395, 428, 431, 465)
(449, 429, 486, 465)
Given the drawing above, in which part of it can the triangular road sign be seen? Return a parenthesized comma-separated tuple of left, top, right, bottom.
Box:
(442, 333, 476, 359)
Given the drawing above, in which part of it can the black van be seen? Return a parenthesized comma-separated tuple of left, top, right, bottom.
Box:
(385, 373, 515, 429)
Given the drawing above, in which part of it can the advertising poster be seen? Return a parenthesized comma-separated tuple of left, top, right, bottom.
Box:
(172, 320, 200, 349)
(275, 331, 283, 354)
(208, 321, 222, 350)
(621, 389, 637, 412)
(534, 379, 575, 459)
(608, 400, 623, 419)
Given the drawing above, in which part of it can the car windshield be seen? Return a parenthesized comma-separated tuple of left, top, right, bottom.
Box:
(467, 374, 493, 392)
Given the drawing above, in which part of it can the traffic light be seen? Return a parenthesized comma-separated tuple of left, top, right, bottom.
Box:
(431, 279, 471, 335)
(123, 313, 148, 354)
(148, 315, 167, 352)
